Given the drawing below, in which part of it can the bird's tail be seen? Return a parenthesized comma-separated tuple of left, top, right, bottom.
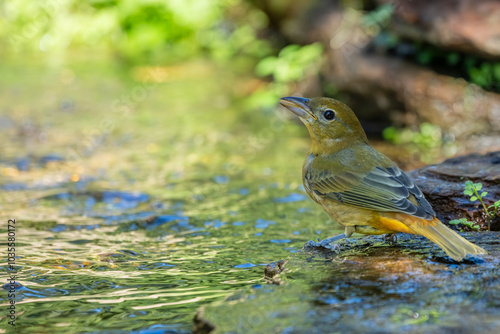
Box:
(408, 217, 487, 261)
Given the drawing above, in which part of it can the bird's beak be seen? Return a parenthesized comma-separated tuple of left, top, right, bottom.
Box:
(279, 97, 317, 120)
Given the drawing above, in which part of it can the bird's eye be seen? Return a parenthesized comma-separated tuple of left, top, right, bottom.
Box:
(323, 109, 335, 120)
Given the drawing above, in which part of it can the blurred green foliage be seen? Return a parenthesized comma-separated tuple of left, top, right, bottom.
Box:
(382, 123, 452, 163)
(362, 3, 394, 31)
(382, 123, 443, 149)
(0, 0, 272, 63)
(256, 43, 323, 83)
(246, 43, 323, 109)
(1, 0, 324, 109)
(374, 32, 500, 93)
(415, 45, 500, 92)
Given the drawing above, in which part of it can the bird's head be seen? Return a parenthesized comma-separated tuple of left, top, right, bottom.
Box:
(279, 96, 368, 155)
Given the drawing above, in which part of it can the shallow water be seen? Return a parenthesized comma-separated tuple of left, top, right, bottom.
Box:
(4, 54, 481, 333)
(0, 57, 345, 333)
(198, 233, 500, 334)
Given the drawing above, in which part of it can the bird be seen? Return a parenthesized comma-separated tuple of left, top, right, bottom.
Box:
(279, 96, 487, 261)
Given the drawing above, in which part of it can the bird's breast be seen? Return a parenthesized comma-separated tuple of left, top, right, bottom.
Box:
(318, 197, 376, 227)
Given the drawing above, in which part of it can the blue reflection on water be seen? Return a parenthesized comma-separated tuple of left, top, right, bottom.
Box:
(270, 239, 291, 244)
(234, 263, 257, 268)
(255, 219, 276, 229)
(273, 193, 307, 203)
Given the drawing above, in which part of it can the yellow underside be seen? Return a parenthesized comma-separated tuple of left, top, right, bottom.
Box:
(376, 216, 415, 234)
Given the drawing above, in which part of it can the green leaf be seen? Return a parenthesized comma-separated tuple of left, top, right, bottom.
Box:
(382, 126, 398, 142)
(464, 56, 478, 70)
(494, 63, 500, 82)
(494, 200, 500, 210)
(278, 44, 301, 57)
(255, 57, 277, 77)
(463, 189, 473, 196)
(464, 181, 473, 192)
(469, 67, 492, 88)
(463, 221, 473, 228)
(417, 50, 433, 65)
(447, 52, 460, 65)
(474, 183, 483, 191)
(449, 218, 467, 225)
(470, 196, 478, 201)
(480, 191, 487, 198)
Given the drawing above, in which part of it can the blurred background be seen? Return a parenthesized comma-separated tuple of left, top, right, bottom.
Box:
(2, 0, 500, 175)
(1, 0, 500, 333)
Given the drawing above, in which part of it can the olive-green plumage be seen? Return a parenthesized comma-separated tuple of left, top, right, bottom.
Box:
(280, 96, 487, 261)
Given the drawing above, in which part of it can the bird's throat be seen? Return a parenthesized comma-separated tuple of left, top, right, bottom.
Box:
(303, 122, 368, 156)
(309, 138, 345, 156)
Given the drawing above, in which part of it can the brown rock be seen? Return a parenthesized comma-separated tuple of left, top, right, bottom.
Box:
(193, 308, 216, 334)
(304, 6, 500, 140)
(378, 0, 500, 59)
(408, 151, 500, 230)
(264, 259, 286, 279)
(333, 52, 500, 136)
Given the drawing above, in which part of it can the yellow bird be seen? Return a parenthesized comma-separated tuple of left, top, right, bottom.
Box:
(280, 96, 486, 261)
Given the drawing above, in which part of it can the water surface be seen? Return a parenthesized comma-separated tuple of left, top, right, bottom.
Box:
(1, 57, 344, 333)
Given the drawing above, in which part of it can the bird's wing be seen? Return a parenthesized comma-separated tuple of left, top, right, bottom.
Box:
(305, 165, 436, 220)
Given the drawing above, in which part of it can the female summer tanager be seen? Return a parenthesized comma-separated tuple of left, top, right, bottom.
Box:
(280, 96, 486, 261)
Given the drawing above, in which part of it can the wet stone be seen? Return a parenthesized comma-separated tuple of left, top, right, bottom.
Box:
(193, 232, 500, 334)
(408, 151, 500, 230)
(194, 309, 217, 334)
(264, 260, 286, 279)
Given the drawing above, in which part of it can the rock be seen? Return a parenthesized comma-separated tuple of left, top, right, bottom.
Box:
(193, 308, 216, 334)
(264, 260, 286, 279)
(278, 1, 500, 140)
(378, 0, 500, 59)
(316, 29, 500, 139)
(408, 151, 500, 230)
(193, 233, 500, 333)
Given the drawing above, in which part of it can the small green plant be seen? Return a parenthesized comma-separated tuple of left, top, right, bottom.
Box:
(462, 181, 500, 231)
(449, 218, 479, 231)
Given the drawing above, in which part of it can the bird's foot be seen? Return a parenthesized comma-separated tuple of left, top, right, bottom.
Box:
(383, 234, 398, 244)
(305, 233, 347, 252)
(306, 239, 342, 252)
(330, 243, 342, 252)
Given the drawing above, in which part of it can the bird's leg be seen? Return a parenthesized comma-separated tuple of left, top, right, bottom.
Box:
(383, 234, 398, 244)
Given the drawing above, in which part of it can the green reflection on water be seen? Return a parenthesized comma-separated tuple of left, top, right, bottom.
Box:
(0, 56, 341, 333)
